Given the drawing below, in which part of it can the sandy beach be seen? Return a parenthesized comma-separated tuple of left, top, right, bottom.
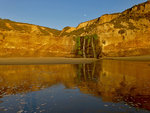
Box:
(102, 55, 150, 61)
(0, 55, 150, 65)
(0, 57, 98, 65)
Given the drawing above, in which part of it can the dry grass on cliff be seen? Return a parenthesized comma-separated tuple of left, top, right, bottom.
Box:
(0, 18, 61, 36)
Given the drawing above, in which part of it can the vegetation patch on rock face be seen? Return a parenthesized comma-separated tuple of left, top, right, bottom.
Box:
(68, 28, 85, 36)
(75, 34, 101, 58)
(60, 27, 85, 36)
(37, 26, 50, 35)
(44, 27, 61, 36)
(111, 20, 127, 29)
(110, 13, 140, 30)
(118, 29, 126, 34)
(63, 26, 71, 31)
(0, 19, 11, 31)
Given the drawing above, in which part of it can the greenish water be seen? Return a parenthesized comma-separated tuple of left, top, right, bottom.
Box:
(0, 60, 150, 113)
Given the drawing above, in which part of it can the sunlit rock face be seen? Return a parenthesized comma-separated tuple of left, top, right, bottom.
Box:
(61, 1, 150, 57)
(0, 19, 75, 57)
(97, 1, 150, 57)
(96, 2, 150, 57)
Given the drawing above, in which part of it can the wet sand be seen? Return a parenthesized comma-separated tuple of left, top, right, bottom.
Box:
(102, 55, 150, 61)
(0, 55, 150, 65)
(0, 57, 98, 65)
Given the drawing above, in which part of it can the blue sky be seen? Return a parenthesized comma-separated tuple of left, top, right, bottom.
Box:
(0, 0, 147, 30)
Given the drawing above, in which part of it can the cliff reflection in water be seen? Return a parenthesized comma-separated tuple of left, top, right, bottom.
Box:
(0, 60, 150, 111)
(0, 64, 77, 96)
(76, 60, 150, 111)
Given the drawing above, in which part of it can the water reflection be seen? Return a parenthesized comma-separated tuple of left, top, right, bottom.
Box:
(0, 65, 77, 96)
(76, 60, 150, 111)
(0, 60, 150, 112)
(101, 60, 150, 110)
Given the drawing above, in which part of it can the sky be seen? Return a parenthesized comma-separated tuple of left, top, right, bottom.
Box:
(0, 0, 147, 30)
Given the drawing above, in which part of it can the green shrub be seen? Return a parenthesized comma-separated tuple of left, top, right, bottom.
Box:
(93, 34, 98, 39)
(0, 20, 11, 31)
(78, 51, 82, 55)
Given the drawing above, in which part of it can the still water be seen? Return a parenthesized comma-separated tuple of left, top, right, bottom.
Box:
(0, 60, 150, 113)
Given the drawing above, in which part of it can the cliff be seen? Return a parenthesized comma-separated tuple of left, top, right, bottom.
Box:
(0, 1, 150, 57)
(61, 1, 150, 57)
(97, 1, 150, 57)
(0, 19, 75, 57)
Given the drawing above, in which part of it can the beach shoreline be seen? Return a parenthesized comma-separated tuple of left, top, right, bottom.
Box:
(101, 55, 150, 61)
(0, 55, 150, 65)
(0, 57, 98, 65)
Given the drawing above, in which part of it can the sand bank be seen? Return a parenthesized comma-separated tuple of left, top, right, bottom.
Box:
(0, 57, 98, 65)
(102, 55, 150, 61)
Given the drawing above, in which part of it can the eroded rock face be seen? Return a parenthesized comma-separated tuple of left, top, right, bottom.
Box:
(97, 1, 150, 57)
(0, 19, 75, 57)
(60, 1, 150, 57)
(0, 33, 75, 57)
(66, 1, 150, 57)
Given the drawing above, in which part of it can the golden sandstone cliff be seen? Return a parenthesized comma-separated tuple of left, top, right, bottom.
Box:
(0, 1, 150, 57)
(98, 1, 150, 57)
(0, 20, 75, 57)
